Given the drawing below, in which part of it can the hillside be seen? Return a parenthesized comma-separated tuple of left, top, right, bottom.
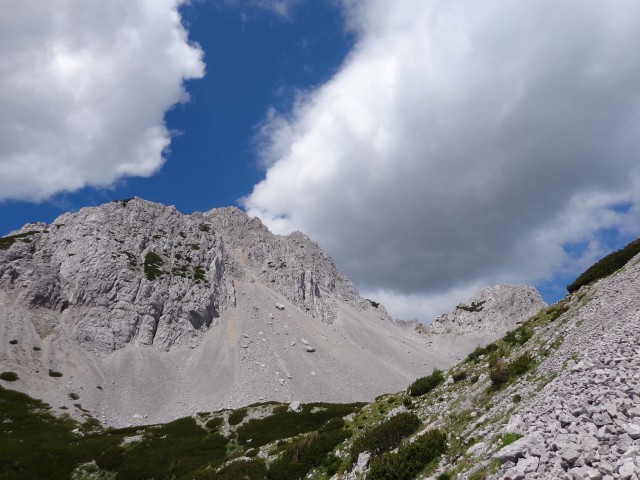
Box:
(1, 209, 638, 479)
(0, 198, 538, 427)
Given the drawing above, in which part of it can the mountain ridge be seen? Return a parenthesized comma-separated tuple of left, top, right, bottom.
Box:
(0, 198, 545, 426)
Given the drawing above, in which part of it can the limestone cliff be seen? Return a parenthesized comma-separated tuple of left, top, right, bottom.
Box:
(0, 198, 376, 356)
(425, 284, 546, 335)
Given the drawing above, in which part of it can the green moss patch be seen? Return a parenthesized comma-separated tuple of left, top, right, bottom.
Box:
(0, 231, 40, 250)
(143, 252, 165, 281)
(236, 402, 363, 448)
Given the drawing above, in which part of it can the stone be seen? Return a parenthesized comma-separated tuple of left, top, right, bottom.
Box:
(618, 460, 635, 480)
(623, 423, 640, 439)
(275, 303, 284, 310)
(288, 401, 301, 412)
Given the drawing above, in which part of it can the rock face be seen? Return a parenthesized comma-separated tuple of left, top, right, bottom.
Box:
(426, 284, 546, 335)
(0, 198, 479, 426)
(0, 198, 372, 356)
(380, 251, 640, 480)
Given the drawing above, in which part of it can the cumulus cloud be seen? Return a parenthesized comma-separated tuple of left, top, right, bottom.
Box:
(0, 0, 204, 201)
(244, 0, 640, 320)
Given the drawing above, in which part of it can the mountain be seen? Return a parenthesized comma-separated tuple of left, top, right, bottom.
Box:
(0, 198, 542, 427)
(1, 222, 638, 480)
(423, 284, 545, 336)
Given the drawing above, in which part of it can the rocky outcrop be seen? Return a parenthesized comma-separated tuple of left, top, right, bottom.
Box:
(395, 252, 640, 480)
(0, 198, 377, 356)
(204, 206, 371, 321)
(425, 284, 546, 335)
(487, 254, 640, 480)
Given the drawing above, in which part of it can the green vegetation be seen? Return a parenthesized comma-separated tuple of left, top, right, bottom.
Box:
(120, 251, 138, 268)
(193, 265, 206, 282)
(69, 393, 80, 401)
(465, 342, 498, 363)
(32, 346, 41, 351)
(236, 402, 362, 448)
(546, 303, 570, 321)
(143, 252, 165, 281)
(199, 223, 211, 233)
(408, 369, 445, 396)
(452, 371, 467, 383)
(367, 429, 447, 480)
(268, 418, 349, 480)
(499, 432, 523, 449)
(97, 417, 229, 479)
(456, 300, 486, 312)
(48, 370, 63, 378)
(368, 299, 381, 308)
(490, 352, 534, 388)
(9, 339, 18, 345)
(214, 459, 267, 479)
(0, 230, 40, 250)
(205, 417, 223, 430)
(115, 198, 134, 207)
(502, 325, 533, 346)
(350, 412, 421, 462)
(568, 238, 640, 292)
(0, 372, 18, 382)
(228, 408, 247, 426)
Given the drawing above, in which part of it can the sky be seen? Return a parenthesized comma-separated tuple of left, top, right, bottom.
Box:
(1, 0, 640, 322)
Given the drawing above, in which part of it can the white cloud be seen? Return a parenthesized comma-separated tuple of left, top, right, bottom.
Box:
(0, 0, 204, 201)
(244, 0, 640, 321)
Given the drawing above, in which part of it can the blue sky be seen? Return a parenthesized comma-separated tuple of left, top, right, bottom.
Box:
(0, 1, 352, 233)
(2, 1, 640, 321)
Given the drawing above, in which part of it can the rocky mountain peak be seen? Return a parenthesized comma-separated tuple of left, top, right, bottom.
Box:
(425, 284, 546, 335)
(0, 198, 377, 356)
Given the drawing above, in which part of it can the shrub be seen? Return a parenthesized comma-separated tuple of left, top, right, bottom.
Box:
(48, 369, 63, 378)
(236, 403, 361, 448)
(408, 369, 444, 396)
(0, 230, 39, 250)
(568, 238, 640, 292)
(367, 429, 447, 480)
(470, 375, 479, 384)
(9, 339, 18, 345)
(466, 343, 498, 363)
(68, 393, 80, 400)
(490, 353, 534, 388)
(268, 419, 349, 480)
(489, 363, 510, 387)
(143, 252, 164, 281)
(206, 417, 224, 430)
(512, 394, 522, 403)
(350, 412, 421, 461)
(502, 326, 533, 346)
(228, 408, 247, 426)
(214, 459, 267, 480)
(437, 473, 452, 480)
(452, 371, 467, 383)
(546, 303, 569, 321)
(0, 371, 18, 382)
(508, 352, 534, 377)
(33, 346, 41, 351)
